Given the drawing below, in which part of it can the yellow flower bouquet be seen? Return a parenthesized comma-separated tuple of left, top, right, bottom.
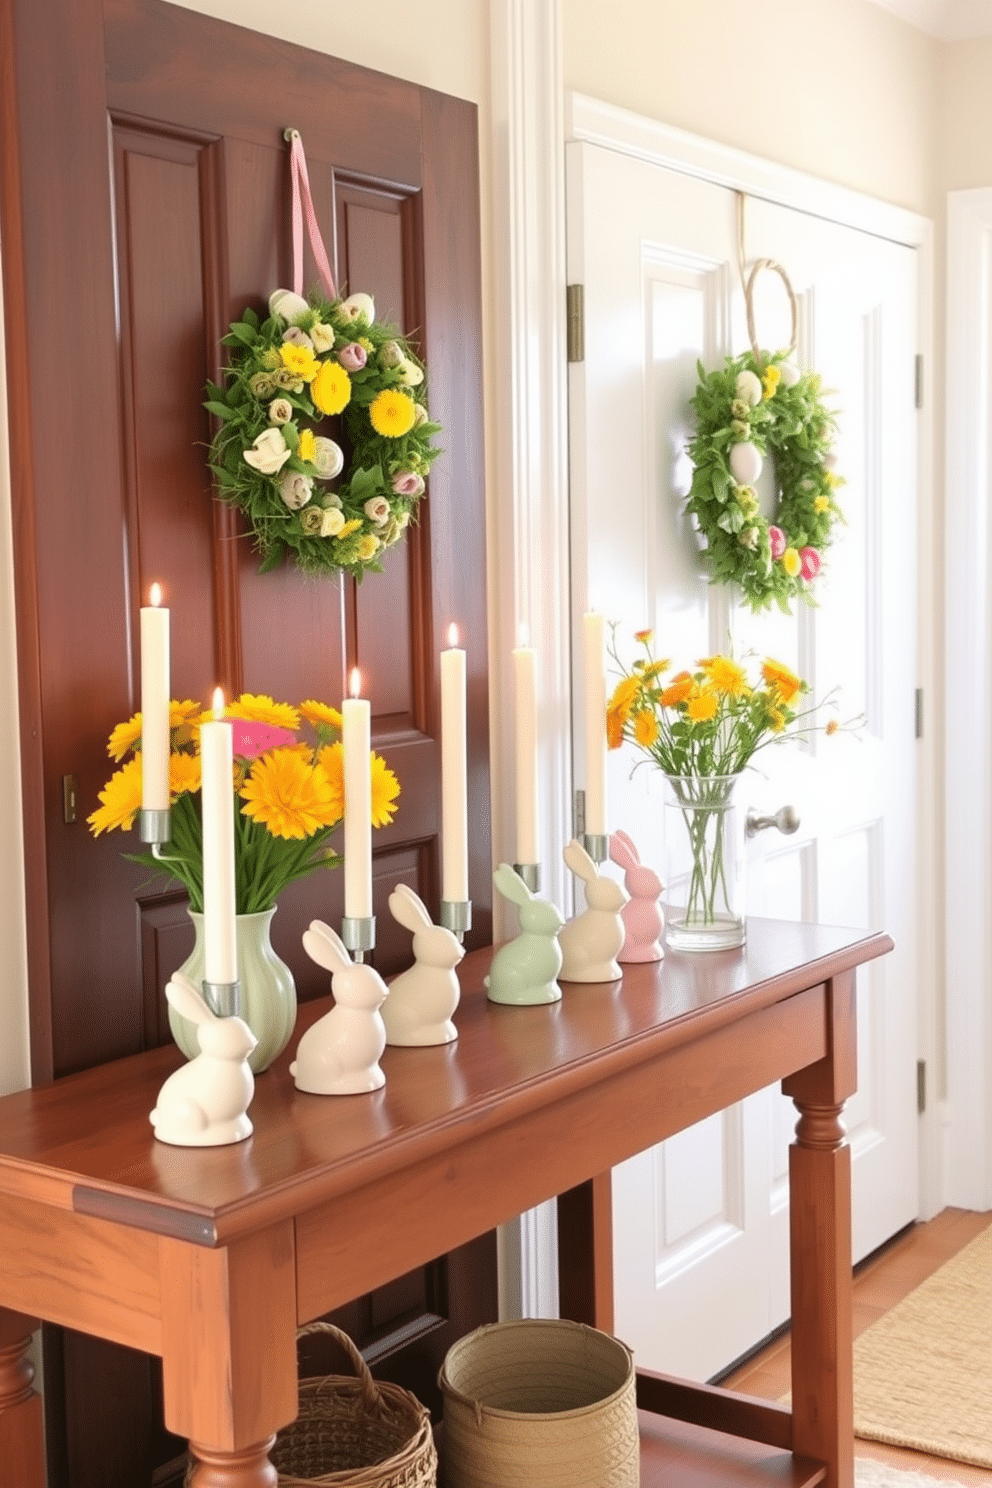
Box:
(88, 693, 400, 914)
(607, 631, 844, 948)
(606, 633, 829, 777)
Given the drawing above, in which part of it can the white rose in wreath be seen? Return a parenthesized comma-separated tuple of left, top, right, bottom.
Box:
(320, 507, 346, 537)
(312, 436, 344, 480)
(268, 288, 310, 324)
(339, 292, 375, 325)
(310, 321, 335, 354)
(244, 427, 292, 475)
(268, 397, 293, 426)
(278, 471, 313, 511)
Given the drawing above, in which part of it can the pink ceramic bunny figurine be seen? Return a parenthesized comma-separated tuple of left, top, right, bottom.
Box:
(609, 829, 665, 962)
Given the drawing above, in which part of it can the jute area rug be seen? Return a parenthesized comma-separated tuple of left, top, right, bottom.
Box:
(855, 1463, 986, 1488)
(852, 1223, 992, 1470)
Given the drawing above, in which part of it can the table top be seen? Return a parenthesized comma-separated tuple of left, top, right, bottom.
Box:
(0, 918, 891, 1244)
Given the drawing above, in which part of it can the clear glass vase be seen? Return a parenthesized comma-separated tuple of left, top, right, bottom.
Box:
(169, 906, 297, 1072)
(662, 774, 746, 951)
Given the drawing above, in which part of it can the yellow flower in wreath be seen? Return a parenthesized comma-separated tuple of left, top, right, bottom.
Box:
(279, 343, 320, 383)
(311, 360, 352, 416)
(369, 388, 416, 438)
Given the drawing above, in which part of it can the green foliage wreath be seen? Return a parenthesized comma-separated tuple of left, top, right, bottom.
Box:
(684, 350, 843, 614)
(205, 288, 441, 579)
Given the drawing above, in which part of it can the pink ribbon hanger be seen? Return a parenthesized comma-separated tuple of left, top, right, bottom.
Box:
(283, 127, 337, 301)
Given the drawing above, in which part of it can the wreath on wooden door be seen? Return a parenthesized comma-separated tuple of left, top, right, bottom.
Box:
(684, 210, 844, 615)
(204, 129, 441, 580)
(205, 288, 440, 578)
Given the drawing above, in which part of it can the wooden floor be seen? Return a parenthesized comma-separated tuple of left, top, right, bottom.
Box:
(720, 1207, 992, 1486)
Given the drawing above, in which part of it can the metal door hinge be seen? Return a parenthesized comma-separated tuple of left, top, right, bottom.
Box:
(566, 284, 584, 363)
(915, 688, 924, 739)
(63, 774, 78, 824)
(915, 354, 924, 409)
(917, 1058, 926, 1114)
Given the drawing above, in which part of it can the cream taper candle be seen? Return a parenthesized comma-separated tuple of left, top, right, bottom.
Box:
(583, 611, 608, 837)
(441, 625, 468, 902)
(343, 669, 373, 920)
(512, 629, 538, 864)
(140, 584, 170, 812)
(200, 688, 237, 986)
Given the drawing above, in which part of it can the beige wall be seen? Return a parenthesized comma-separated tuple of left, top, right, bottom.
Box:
(562, 0, 938, 218)
(939, 32, 992, 191)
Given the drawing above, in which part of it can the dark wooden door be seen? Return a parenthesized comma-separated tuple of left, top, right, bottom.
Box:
(0, 0, 496, 1483)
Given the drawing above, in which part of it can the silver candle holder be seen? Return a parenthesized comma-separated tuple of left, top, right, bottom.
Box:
(440, 899, 472, 943)
(202, 979, 241, 1018)
(341, 914, 376, 963)
(581, 833, 608, 865)
(511, 864, 540, 894)
(140, 809, 172, 846)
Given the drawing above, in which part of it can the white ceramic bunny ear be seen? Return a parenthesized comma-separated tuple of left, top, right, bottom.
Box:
(389, 883, 432, 932)
(303, 919, 352, 973)
(563, 838, 597, 882)
(493, 863, 532, 906)
(165, 970, 215, 1026)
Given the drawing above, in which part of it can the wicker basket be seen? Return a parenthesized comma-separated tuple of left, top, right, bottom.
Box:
(185, 1322, 436, 1487)
(439, 1319, 639, 1488)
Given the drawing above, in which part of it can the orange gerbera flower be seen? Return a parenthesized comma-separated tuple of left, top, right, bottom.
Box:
(761, 659, 803, 706)
(632, 709, 659, 747)
(659, 673, 694, 707)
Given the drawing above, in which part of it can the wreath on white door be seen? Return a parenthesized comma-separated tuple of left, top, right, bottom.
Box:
(684, 220, 844, 614)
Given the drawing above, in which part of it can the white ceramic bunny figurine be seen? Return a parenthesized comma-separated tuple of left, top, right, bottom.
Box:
(381, 883, 464, 1046)
(485, 863, 564, 1005)
(609, 829, 665, 963)
(292, 920, 388, 1094)
(149, 972, 257, 1147)
(558, 838, 629, 984)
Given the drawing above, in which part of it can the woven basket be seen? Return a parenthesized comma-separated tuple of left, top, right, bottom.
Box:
(439, 1319, 639, 1488)
(183, 1322, 436, 1487)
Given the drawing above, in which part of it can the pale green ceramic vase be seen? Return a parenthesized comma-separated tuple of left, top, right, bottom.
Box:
(169, 907, 297, 1073)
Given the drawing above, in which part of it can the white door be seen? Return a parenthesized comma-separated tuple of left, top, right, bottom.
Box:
(566, 138, 919, 1381)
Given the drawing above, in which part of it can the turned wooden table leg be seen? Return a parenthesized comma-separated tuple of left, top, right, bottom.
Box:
(783, 970, 857, 1488)
(0, 1309, 46, 1488)
(158, 1222, 299, 1488)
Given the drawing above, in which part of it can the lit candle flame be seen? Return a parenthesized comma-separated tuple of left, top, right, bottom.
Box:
(517, 622, 529, 648)
(447, 623, 460, 649)
(149, 582, 163, 607)
(212, 686, 225, 720)
(349, 667, 362, 699)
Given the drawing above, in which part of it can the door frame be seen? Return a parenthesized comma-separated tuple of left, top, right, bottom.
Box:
(487, 16, 941, 1322)
(944, 187, 992, 1211)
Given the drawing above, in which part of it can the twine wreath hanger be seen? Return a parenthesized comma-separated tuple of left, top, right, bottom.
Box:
(204, 127, 441, 579)
(681, 192, 843, 615)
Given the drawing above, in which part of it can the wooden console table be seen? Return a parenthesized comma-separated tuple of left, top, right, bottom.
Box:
(0, 917, 891, 1488)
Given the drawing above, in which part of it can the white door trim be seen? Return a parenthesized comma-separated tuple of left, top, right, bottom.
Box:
(488, 0, 570, 1320)
(944, 188, 992, 1210)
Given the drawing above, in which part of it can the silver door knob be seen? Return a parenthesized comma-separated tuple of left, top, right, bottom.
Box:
(745, 804, 800, 839)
